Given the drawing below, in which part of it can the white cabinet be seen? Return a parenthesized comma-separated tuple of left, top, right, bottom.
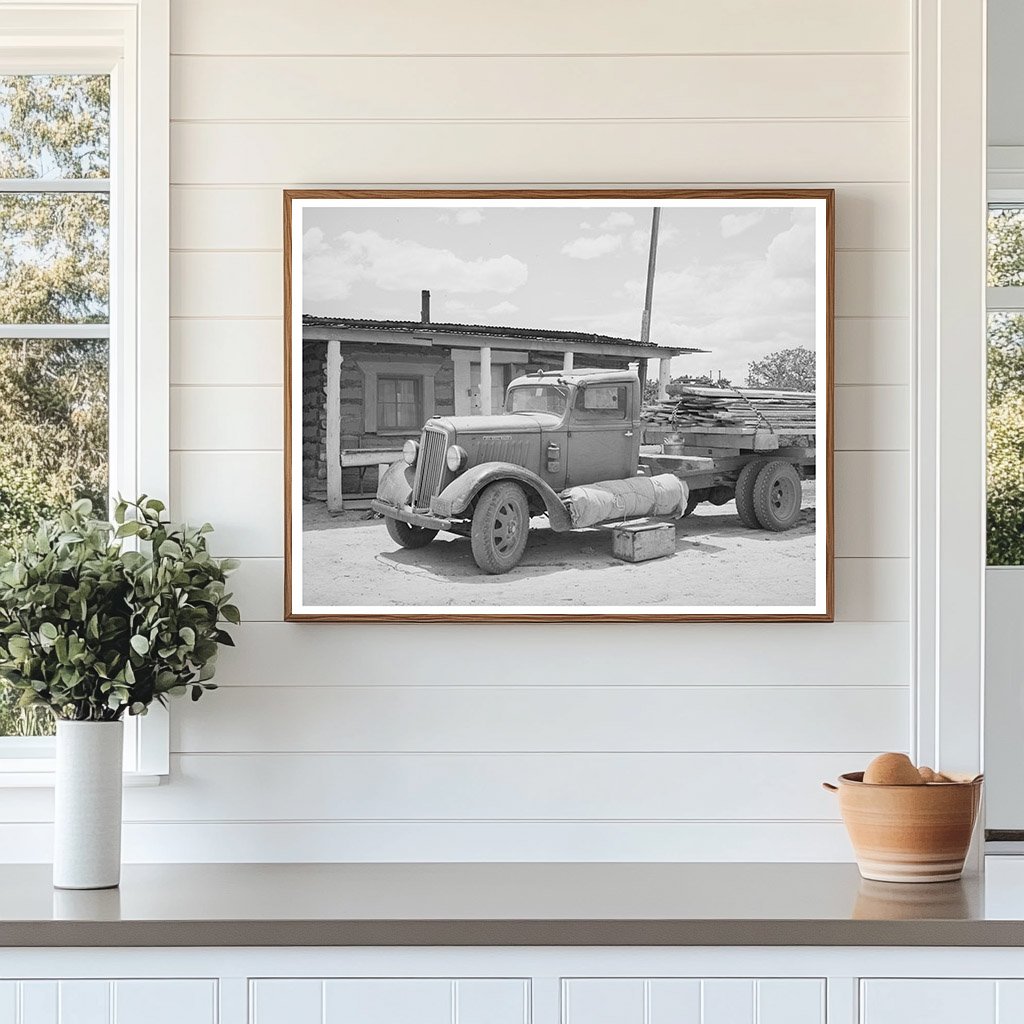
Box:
(562, 978, 825, 1024)
(249, 978, 529, 1024)
(0, 980, 216, 1024)
(861, 980, 1024, 1024)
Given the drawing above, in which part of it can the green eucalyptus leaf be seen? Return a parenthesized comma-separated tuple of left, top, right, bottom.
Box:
(158, 539, 182, 559)
(8, 635, 30, 657)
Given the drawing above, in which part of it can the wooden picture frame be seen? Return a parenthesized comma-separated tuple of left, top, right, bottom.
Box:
(284, 189, 834, 622)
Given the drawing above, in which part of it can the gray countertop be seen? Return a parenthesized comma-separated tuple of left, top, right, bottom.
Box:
(5, 861, 1024, 947)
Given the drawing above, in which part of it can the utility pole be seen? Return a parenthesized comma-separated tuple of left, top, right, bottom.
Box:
(640, 207, 660, 346)
(640, 208, 670, 397)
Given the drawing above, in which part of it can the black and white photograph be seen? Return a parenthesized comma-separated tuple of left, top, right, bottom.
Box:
(285, 191, 833, 621)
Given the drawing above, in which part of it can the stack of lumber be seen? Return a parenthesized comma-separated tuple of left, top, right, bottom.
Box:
(643, 385, 816, 434)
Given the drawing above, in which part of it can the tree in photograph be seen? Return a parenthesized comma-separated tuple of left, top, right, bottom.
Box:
(746, 346, 815, 392)
(643, 373, 733, 404)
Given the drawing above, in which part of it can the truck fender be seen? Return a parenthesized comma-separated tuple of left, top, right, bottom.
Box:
(376, 459, 414, 508)
(432, 462, 573, 532)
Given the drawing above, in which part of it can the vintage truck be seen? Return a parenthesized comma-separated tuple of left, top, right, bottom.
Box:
(372, 367, 814, 574)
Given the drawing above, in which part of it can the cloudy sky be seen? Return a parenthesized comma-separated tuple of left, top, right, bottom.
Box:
(302, 202, 818, 384)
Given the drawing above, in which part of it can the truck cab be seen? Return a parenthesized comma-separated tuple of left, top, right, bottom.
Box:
(502, 368, 640, 490)
(372, 368, 642, 573)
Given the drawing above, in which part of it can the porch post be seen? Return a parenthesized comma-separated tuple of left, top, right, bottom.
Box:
(658, 356, 672, 399)
(325, 340, 343, 512)
(563, 350, 574, 371)
(479, 345, 492, 414)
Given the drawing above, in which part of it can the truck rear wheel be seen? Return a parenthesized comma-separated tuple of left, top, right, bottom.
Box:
(752, 459, 803, 531)
(385, 516, 438, 549)
(471, 481, 530, 574)
(734, 459, 767, 529)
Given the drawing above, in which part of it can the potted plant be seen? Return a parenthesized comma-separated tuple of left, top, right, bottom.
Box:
(0, 497, 239, 889)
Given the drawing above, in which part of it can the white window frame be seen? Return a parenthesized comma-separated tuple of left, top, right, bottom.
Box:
(913, 0, 987, 835)
(982, 173, 1024, 838)
(0, 0, 169, 784)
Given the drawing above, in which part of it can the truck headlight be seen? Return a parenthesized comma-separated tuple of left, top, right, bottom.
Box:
(403, 439, 419, 465)
(446, 445, 468, 472)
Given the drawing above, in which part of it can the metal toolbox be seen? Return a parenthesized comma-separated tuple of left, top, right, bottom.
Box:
(611, 521, 676, 563)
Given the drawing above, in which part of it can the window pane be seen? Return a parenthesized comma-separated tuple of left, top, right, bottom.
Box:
(0, 689, 53, 738)
(0, 192, 109, 323)
(0, 338, 107, 737)
(0, 337, 109, 526)
(0, 75, 109, 179)
(987, 312, 1024, 565)
(988, 206, 1024, 288)
(0, 337, 108, 528)
(377, 377, 420, 430)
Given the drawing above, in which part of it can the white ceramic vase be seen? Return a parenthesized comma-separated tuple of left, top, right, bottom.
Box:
(53, 720, 124, 890)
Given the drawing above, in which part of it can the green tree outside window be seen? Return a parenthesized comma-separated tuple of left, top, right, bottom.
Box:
(0, 75, 110, 736)
(987, 208, 1024, 565)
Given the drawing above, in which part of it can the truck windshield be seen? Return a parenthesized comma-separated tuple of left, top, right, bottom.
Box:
(505, 385, 569, 415)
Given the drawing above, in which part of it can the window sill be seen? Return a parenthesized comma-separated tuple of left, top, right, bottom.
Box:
(0, 769, 164, 789)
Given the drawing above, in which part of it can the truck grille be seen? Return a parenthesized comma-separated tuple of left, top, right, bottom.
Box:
(411, 427, 449, 508)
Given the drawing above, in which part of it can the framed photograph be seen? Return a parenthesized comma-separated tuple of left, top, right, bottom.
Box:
(284, 189, 834, 622)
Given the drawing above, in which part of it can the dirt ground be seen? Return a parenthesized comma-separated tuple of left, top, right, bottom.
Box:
(300, 482, 817, 610)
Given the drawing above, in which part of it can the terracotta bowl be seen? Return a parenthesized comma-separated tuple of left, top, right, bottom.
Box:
(823, 772, 983, 883)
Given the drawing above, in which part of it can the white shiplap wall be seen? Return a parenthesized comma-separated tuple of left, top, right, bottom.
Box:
(6, 0, 917, 862)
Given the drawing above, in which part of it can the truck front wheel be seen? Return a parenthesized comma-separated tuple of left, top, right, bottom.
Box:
(471, 481, 530, 574)
(385, 516, 438, 549)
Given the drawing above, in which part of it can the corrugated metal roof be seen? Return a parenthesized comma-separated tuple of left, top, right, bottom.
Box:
(302, 315, 704, 354)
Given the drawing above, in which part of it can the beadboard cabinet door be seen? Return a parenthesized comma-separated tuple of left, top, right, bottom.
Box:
(561, 978, 825, 1024)
(0, 980, 217, 1024)
(860, 979, 1024, 1023)
(249, 978, 529, 1024)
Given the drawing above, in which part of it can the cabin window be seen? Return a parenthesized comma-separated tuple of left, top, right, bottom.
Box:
(377, 376, 422, 431)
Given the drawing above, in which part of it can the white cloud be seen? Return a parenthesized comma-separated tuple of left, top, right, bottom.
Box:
(455, 209, 484, 225)
(767, 219, 815, 279)
(303, 229, 528, 302)
(600, 211, 635, 230)
(630, 224, 680, 253)
(551, 215, 817, 383)
(561, 233, 623, 260)
(579, 220, 592, 229)
(487, 300, 518, 316)
(438, 298, 520, 325)
(720, 211, 765, 238)
(303, 227, 328, 255)
(436, 213, 451, 224)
